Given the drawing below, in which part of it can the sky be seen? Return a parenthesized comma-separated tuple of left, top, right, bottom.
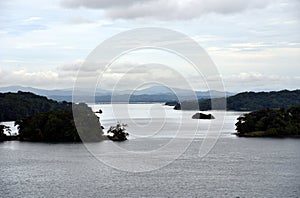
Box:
(0, 0, 299, 92)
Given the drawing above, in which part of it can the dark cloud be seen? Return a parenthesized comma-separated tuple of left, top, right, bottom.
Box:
(61, 0, 273, 20)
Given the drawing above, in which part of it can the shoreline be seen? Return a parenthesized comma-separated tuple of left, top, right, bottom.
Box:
(234, 131, 300, 138)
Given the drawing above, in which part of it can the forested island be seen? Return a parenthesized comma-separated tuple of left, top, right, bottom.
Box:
(173, 90, 300, 111)
(0, 91, 71, 122)
(15, 103, 104, 142)
(1, 90, 300, 140)
(0, 92, 128, 142)
(235, 106, 300, 137)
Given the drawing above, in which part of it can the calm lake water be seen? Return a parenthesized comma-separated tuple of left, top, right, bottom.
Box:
(1, 104, 299, 197)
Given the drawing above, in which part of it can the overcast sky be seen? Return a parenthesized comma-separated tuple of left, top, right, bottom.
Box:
(0, 0, 299, 91)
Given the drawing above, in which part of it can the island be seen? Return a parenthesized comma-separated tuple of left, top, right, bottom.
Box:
(107, 123, 129, 141)
(0, 91, 129, 142)
(15, 103, 105, 142)
(165, 101, 178, 106)
(174, 89, 300, 111)
(192, 112, 215, 119)
(235, 106, 300, 137)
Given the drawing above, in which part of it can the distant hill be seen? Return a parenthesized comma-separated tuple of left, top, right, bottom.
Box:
(0, 86, 72, 96)
(0, 91, 72, 122)
(0, 85, 233, 103)
(227, 90, 300, 111)
(175, 90, 300, 111)
(0, 86, 110, 102)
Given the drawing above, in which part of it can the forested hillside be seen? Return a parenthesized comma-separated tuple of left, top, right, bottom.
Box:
(235, 106, 300, 137)
(0, 91, 71, 121)
(174, 90, 300, 111)
(16, 103, 104, 142)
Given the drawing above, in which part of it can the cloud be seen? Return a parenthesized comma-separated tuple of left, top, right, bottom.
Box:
(22, 17, 43, 25)
(58, 60, 84, 71)
(61, 0, 149, 9)
(57, 60, 190, 90)
(66, 17, 95, 24)
(61, 0, 273, 20)
(15, 42, 58, 49)
(222, 72, 300, 91)
(186, 71, 300, 92)
(1, 67, 299, 92)
(0, 69, 73, 89)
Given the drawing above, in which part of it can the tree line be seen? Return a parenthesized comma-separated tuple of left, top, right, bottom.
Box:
(15, 103, 104, 142)
(0, 91, 72, 122)
(174, 90, 300, 111)
(0, 92, 104, 142)
(235, 106, 300, 137)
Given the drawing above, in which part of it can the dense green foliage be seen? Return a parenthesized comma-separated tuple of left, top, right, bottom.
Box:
(0, 124, 7, 140)
(175, 90, 300, 111)
(227, 90, 300, 111)
(235, 106, 300, 137)
(16, 103, 104, 142)
(107, 123, 128, 141)
(0, 124, 13, 141)
(0, 91, 71, 121)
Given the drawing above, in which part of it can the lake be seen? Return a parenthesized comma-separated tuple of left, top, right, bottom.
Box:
(1, 104, 299, 197)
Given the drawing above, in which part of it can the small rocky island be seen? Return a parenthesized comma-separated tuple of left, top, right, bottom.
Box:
(164, 101, 178, 106)
(235, 106, 300, 137)
(192, 112, 215, 119)
(107, 123, 129, 141)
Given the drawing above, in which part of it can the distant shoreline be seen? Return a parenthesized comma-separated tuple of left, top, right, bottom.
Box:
(233, 132, 300, 138)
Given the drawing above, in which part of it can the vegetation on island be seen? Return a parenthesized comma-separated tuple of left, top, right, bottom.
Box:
(107, 123, 129, 141)
(192, 113, 215, 119)
(0, 91, 71, 122)
(0, 124, 18, 141)
(235, 106, 300, 137)
(174, 90, 300, 111)
(0, 91, 130, 142)
(0, 124, 9, 141)
(15, 103, 104, 142)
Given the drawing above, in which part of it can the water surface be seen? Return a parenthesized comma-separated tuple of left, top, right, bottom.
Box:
(0, 104, 299, 197)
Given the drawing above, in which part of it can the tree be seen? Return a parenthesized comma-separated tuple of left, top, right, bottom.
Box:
(0, 124, 10, 141)
(107, 123, 129, 141)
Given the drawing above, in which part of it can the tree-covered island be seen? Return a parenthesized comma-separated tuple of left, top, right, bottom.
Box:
(0, 91, 128, 142)
(15, 103, 104, 142)
(174, 90, 300, 111)
(107, 123, 129, 141)
(235, 106, 300, 137)
(0, 91, 72, 122)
